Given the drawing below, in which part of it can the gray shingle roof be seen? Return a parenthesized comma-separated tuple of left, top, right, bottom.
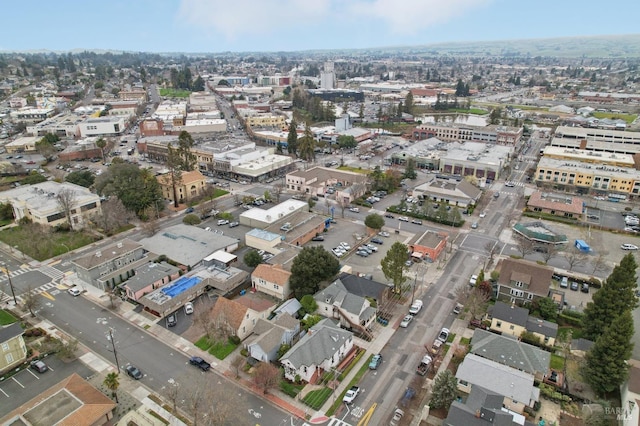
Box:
(314, 279, 370, 318)
(526, 316, 558, 339)
(120, 262, 180, 293)
(280, 319, 352, 367)
(456, 354, 540, 405)
(471, 329, 550, 375)
(0, 323, 23, 343)
(445, 386, 535, 426)
(491, 301, 528, 327)
(338, 273, 389, 301)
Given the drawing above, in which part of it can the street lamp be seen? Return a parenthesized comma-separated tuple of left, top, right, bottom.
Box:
(1, 263, 18, 305)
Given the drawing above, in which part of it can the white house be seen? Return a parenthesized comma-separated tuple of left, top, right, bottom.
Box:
(245, 314, 299, 362)
(251, 263, 292, 300)
(280, 319, 353, 384)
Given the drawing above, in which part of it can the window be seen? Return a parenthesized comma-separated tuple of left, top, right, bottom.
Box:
(5, 353, 13, 364)
(509, 324, 515, 330)
(1, 342, 8, 352)
(496, 321, 502, 328)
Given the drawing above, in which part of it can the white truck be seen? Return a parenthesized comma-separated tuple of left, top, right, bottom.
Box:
(343, 386, 360, 404)
(416, 354, 433, 376)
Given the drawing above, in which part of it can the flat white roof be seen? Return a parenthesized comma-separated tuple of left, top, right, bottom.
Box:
(204, 250, 237, 263)
(240, 199, 307, 224)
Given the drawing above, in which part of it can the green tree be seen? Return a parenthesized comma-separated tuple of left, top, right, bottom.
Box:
(534, 297, 558, 321)
(96, 137, 107, 161)
(381, 242, 409, 293)
(404, 91, 414, 115)
(430, 370, 458, 410)
(182, 214, 201, 225)
(290, 246, 340, 297)
(65, 170, 95, 188)
(403, 158, 417, 180)
(177, 131, 196, 171)
(94, 163, 163, 218)
(166, 145, 183, 208)
(192, 75, 205, 91)
(337, 135, 357, 150)
(103, 372, 120, 403)
(287, 120, 298, 156)
(35, 133, 58, 160)
(364, 213, 385, 230)
(489, 107, 502, 125)
(297, 123, 316, 162)
(584, 311, 634, 396)
(244, 250, 263, 268)
(583, 253, 638, 340)
(299, 294, 318, 315)
(0, 202, 14, 221)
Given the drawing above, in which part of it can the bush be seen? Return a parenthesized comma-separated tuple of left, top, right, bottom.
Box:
(558, 311, 583, 327)
(183, 214, 201, 225)
(229, 335, 241, 345)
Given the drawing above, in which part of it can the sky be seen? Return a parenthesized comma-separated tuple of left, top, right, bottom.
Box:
(1, 0, 639, 53)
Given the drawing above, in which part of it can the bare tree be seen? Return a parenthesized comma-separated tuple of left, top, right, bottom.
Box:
(272, 184, 283, 203)
(162, 380, 181, 416)
(337, 198, 349, 218)
(93, 198, 132, 234)
(515, 237, 534, 258)
(484, 241, 499, 268)
(540, 244, 560, 264)
(192, 308, 216, 341)
(230, 354, 245, 379)
(563, 247, 588, 271)
(467, 287, 491, 320)
(56, 188, 77, 229)
(591, 251, 609, 275)
(252, 362, 281, 394)
(22, 285, 40, 317)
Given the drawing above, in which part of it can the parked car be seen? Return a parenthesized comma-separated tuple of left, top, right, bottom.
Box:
(343, 386, 360, 404)
(217, 219, 229, 226)
(228, 221, 239, 228)
(366, 244, 378, 252)
(356, 250, 369, 257)
(581, 283, 590, 293)
(166, 313, 177, 327)
(311, 235, 325, 241)
(184, 302, 194, 315)
(404, 260, 413, 267)
(409, 300, 423, 315)
(390, 408, 405, 426)
(125, 365, 143, 380)
(369, 354, 383, 370)
(378, 231, 390, 238)
(189, 356, 211, 371)
(349, 207, 360, 213)
(411, 219, 423, 225)
(398, 216, 409, 222)
(469, 275, 478, 286)
(185, 207, 195, 214)
(437, 328, 450, 342)
(339, 242, 351, 250)
(371, 237, 384, 244)
(479, 211, 487, 218)
(400, 315, 413, 328)
(384, 213, 395, 219)
(621, 243, 639, 250)
(471, 222, 478, 229)
(30, 360, 48, 373)
(570, 282, 579, 291)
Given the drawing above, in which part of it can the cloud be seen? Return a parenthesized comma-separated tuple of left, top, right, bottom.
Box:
(347, 0, 493, 35)
(178, 0, 333, 41)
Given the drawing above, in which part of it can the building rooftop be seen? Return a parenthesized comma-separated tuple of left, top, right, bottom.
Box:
(527, 191, 584, 215)
(537, 156, 640, 179)
(542, 146, 635, 166)
(73, 239, 143, 270)
(120, 262, 180, 293)
(440, 141, 512, 165)
(246, 228, 282, 242)
(240, 199, 307, 224)
(0, 181, 100, 216)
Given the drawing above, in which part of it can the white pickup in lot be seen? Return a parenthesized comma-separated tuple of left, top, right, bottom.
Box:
(343, 386, 360, 404)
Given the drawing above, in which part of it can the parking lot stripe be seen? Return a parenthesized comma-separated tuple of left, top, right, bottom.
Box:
(26, 369, 39, 379)
(11, 377, 24, 388)
(48, 365, 54, 372)
(0, 388, 8, 397)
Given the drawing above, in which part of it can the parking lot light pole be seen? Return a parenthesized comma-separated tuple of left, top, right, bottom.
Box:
(106, 328, 120, 373)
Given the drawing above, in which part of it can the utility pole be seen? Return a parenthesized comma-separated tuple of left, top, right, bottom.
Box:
(107, 328, 120, 373)
(1, 263, 18, 305)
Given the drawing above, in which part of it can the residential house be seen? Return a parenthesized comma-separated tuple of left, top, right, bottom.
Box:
(72, 239, 150, 291)
(456, 353, 540, 414)
(0, 373, 116, 425)
(490, 301, 528, 338)
(314, 279, 377, 339)
(526, 316, 558, 347)
(209, 296, 266, 341)
(490, 301, 558, 346)
(251, 263, 292, 300)
(495, 258, 553, 305)
(470, 329, 550, 381)
(620, 363, 640, 426)
(118, 262, 181, 302)
(157, 170, 207, 205)
(444, 385, 536, 426)
(0, 323, 27, 373)
(337, 273, 391, 306)
(245, 313, 300, 362)
(280, 319, 354, 383)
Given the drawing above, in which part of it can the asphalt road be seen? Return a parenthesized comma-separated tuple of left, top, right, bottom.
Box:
(34, 291, 293, 426)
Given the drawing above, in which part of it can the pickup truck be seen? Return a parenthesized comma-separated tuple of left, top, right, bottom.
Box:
(430, 339, 443, 356)
(416, 354, 433, 376)
(189, 356, 211, 371)
(343, 386, 360, 404)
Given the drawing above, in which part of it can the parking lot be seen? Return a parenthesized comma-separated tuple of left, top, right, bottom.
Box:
(0, 356, 93, 417)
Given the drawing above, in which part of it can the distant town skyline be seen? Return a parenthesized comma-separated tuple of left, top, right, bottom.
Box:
(1, 0, 639, 53)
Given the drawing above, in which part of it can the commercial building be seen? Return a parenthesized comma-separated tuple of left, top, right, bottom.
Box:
(0, 181, 102, 230)
(408, 230, 448, 263)
(411, 123, 523, 146)
(285, 166, 368, 199)
(239, 199, 308, 228)
(12, 107, 56, 123)
(526, 191, 584, 218)
(25, 112, 85, 138)
(413, 176, 483, 208)
(244, 114, 287, 130)
(157, 170, 207, 205)
(4, 136, 39, 153)
(439, 142, 512, 182)
(118, 261, 181, 302)
(78, 116, 126, 137)
(550, 125, 640, 155)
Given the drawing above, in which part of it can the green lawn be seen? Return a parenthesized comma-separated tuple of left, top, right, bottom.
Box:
(303, 387, 332, 410)
(0, 310, 17, 325)
(194, 336, 212, 351)
(445, 108, 489, 115)
(550, 354, 565, 370)
(159, 88, 191, 98)
(212, 189, 229, 198)
(208, 340, 237, 360)
(336, 166, 370, 174)
(0, 227, 99, 261)
(592, 111, 637, 124)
